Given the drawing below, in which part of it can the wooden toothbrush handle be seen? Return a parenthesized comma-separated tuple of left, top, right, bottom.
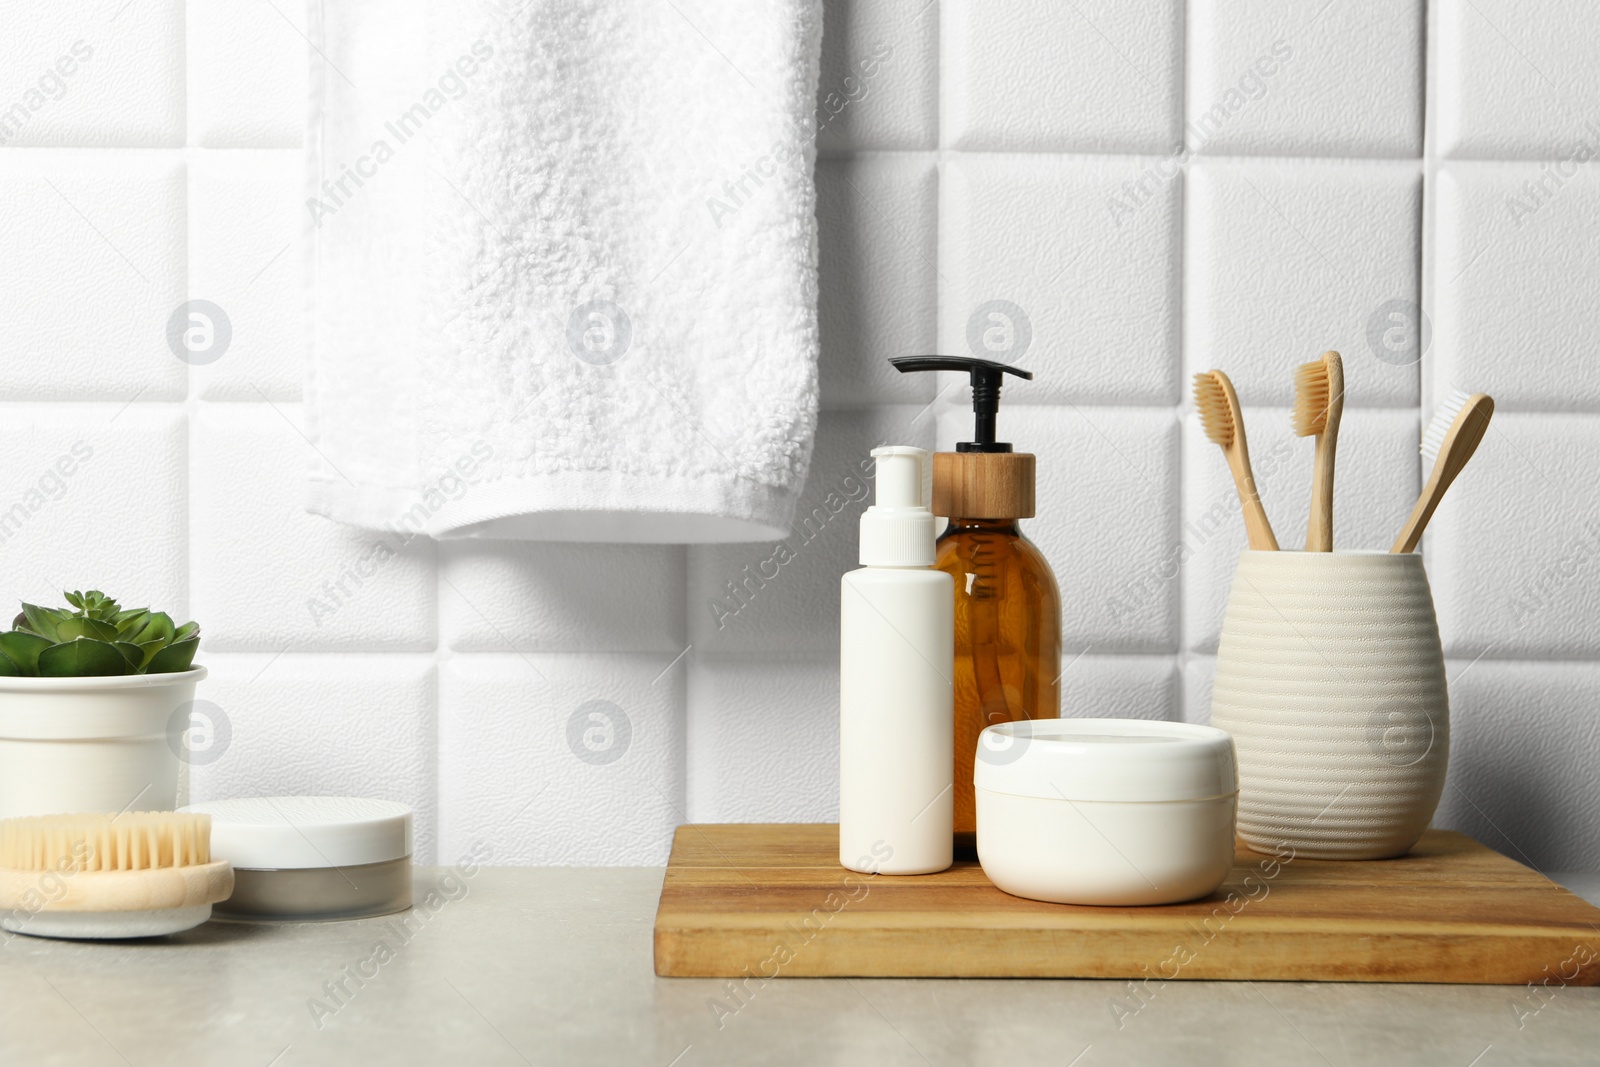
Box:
(1306, 433, 1335, 551)
(1229, 450, 1278, 550)
(1304, 351, 1343, 552)
(1390, 482, 1440, 554)
(1391, 395, 1495, 553)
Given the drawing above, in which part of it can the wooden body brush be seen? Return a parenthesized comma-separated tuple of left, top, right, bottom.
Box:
(1194, 369, 1278, 549)
(1293, 350, 1344, 551)
(1391, 389, 1495, 553)
(0, 812, 232, 939)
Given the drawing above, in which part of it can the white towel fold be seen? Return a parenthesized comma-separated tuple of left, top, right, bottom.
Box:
(306, 0, 823, 542)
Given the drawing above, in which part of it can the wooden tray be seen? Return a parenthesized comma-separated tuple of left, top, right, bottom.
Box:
(653, 824, 1600, 983)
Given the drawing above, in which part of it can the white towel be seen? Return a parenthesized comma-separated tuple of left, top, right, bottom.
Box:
(305, 0, 823, 542)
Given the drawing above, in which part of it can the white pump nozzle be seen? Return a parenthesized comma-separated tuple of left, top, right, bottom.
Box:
(859, 447, 936, 567)
(873, 448, 924, 508)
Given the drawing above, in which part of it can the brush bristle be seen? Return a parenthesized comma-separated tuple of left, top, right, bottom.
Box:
(1292, 360, 1330, 437)
(1422, 388, 1476, 465)
(1193, 371, 1234, 447)
(0, 813, 211, 873)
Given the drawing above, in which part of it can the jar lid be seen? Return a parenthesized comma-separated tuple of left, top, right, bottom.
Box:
(973, 718, 1236, 803)
(180, 797, 413, 870)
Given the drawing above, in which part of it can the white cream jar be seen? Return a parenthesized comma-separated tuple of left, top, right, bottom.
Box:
(181, 797, 413, 921)
(974, 718, 1237, 906)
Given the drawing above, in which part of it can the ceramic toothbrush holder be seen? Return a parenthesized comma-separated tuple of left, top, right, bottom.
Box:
(1209, 550, 1449, 860)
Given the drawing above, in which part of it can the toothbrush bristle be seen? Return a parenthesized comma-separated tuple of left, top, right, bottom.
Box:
(1422, 388, 1477, 465)
(1193, 371, 1235, 447)
(1291, 360, 1330, 437)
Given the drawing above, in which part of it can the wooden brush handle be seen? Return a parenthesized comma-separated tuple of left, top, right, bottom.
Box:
(1209, 370, 1278, 551)
(1305, 353, 1343, 552)
(1228, 449, 1279, 550)
(1306, 437, 1335, 551)
(0, 860, 233, 913)
(1391, 395, 1495, 553)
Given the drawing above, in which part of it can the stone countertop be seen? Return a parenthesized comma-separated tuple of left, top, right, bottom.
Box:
(1, 868, 1597, 1067)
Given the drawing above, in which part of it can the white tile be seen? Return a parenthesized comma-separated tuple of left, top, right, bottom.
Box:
(191, 404, 436, 651)
(185, 653, 438, 863)
(1186, 159, 1421, 408)
(938, 406, 1180, 654)
(688, 407, 933, 653)
(1434, 0, 1600, 159)
(1188, 0, 1423, 157)
(189, 150, 304, 401)
(1181, 407, 1421, 653)
(1434, 163, 1600, 411)
(0, 150, 186, 401)
(940, 155, 1181, 406)
(0, 3, 183, 147)
(1431, 412, 1600, 659)
(1182, 655, 1217, 724)
(816, 154, 937, 409)
(440, 653, 685, 865)
(815, 0, 938, 154)
(1433, 660, 1600, 872)
(1058, 654, 1179, 721)
(186, 0, 307, 148)
(943, 0, 1181, 153)
(441, 541, 685, 653)
(0, 403, 186, 614)
(687, 652, 837, 822)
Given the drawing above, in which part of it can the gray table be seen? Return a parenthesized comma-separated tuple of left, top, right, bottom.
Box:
(2, 868, 1596, 1066)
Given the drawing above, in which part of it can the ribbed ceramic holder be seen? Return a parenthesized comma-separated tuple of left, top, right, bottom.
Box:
(1210, 551, 1448, 860)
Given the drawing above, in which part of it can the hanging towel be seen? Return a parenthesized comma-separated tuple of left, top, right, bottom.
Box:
(305, 0, 823, 542)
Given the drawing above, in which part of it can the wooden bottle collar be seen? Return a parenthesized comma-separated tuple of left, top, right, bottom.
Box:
(931, 451, 1035, 520)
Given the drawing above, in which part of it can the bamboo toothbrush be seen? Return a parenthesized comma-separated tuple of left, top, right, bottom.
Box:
(0, 812, 233, 940)
(1194, 370, 1278, 550)
(1292, 350, 1344, 551)
(1391, 389, 1495, 553)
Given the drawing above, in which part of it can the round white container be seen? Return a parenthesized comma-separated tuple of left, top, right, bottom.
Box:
(181, 796, 413, 921)
(974, 718, 1237, 906)
(1209, 550, 1449, 860)
(0, 667, 205, 818)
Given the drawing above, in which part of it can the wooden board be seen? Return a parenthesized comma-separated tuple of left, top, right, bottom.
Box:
(653, 824, 1600, 983)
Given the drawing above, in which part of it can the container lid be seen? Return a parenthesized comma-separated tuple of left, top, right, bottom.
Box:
(180, 797, 413, 870)
(973, 718, 1236, 803)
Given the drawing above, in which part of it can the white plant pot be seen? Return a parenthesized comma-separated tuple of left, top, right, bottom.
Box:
(1209, 551, 1447, 860)
(0, 667, 206, 818)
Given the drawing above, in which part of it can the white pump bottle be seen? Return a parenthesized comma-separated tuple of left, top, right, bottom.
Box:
(839, 447, 954, 875)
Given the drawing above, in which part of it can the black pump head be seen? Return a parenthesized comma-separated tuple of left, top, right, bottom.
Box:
(890, 356, 1033, 453)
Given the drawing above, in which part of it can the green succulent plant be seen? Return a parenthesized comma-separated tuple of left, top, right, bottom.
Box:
(0, 590, 201, 677)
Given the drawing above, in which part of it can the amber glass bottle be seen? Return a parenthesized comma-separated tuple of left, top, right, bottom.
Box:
(889, 355, 1062, 852)
(937, 518, 1061, 849)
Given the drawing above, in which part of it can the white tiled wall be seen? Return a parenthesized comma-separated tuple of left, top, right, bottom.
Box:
(3, 2, 1598, 871)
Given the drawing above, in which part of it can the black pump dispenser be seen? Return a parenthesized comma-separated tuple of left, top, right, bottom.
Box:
(889, 356, 1033, 453)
